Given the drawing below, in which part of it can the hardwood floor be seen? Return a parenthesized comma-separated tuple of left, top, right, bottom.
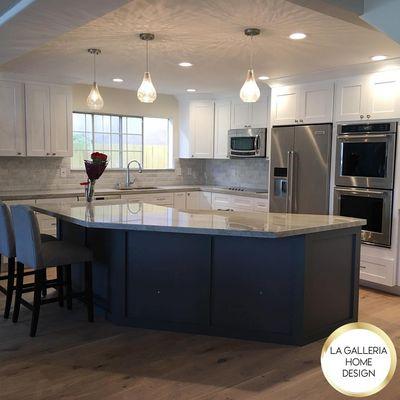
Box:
(0, 287, 399, 400)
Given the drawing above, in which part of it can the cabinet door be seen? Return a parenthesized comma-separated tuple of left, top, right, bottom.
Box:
(0, 81, 25, 156)
(50, 85, 72, 157)
(189, 101, 214, 158)
(299, 81, 333, 124)
(198, 191, 212, 210)
(367, 72, 400, 120)
(250, 100, 269, 128)
(214, 100, 231, 159)
(25, 83, 51, 156)
(334, 77, 368, 122)
(272, 86, 299, 125)
(173, 192, 186, 209)
(127, 231, 211, 325)
(186, 191, 199, 209)
(231, 101, 251, 128)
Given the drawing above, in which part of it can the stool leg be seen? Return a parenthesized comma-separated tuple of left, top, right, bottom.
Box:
(84, 261, 94, 322)
(56, 266, 64, 307)
(4, 257, 15, 319)
(30, 269, 45, 337)
(12, 262, 24, 323)
(65, 265, 72, 310)
(41, 269, 47, 298)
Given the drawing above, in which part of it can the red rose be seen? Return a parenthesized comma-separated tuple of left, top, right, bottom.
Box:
(91, 152, 108, 162)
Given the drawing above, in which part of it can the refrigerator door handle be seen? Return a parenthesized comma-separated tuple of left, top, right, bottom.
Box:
(286, 151, 297, 213)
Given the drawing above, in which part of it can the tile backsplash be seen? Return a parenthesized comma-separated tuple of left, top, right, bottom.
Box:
(0, 157, 268, 193)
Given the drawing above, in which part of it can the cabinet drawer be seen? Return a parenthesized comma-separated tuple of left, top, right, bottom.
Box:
(212, 193, 232, 211)
(360, 255, 395, 287)
(231, 196, 254, 212)
(143, 193, 174, 206)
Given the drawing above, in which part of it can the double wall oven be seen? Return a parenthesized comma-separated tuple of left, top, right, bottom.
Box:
(334, 122, 397, 247)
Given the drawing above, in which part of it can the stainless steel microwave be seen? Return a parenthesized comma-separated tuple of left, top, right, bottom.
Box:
(228, 128, 267, 158)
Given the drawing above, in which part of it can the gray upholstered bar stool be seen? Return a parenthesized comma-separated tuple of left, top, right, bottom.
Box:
(11, 205, 94, 337)
(0, 201, 56, 319)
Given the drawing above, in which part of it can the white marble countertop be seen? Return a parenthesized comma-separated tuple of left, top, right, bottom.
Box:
(0, 185, 268, 201)
(31, 200, 365, 238)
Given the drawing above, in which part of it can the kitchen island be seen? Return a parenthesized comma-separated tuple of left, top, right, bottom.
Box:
(32, 200, 365, 345)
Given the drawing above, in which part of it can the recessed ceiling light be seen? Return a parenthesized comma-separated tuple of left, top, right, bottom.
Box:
(289, 32, 306, 40)
(179, 62, 193, 67)
(113, 78, 124, 82)
(258, 76, 270, 80)
(186, 88, 196, 92)
(371, 55, 387, 61)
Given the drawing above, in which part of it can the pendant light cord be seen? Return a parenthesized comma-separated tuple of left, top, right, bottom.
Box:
(250, 36, 253, 70)
(146, 40, 150, 72)
(93, 53, 97, 84)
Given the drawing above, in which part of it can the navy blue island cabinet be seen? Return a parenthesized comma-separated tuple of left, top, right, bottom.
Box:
(58, 217, 362, 346)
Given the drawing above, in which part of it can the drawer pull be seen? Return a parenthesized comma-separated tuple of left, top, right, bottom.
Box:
(360, 266, 367, 269)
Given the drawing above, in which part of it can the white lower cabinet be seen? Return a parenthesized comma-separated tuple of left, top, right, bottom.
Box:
(212, 193, 233, 211)
(186, 191, 212, 210)
(360, 254, 396, 287)
(212, 193, 268, 212)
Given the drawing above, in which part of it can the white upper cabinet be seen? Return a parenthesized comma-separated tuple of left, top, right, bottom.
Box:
(214, 100, 231, 159)
(299, 81, 333, 124)
(231, 102, 251, 128)
(189, 100, 215, 158)
(0, 81, 25, 156)
(334, 76, 369, 122)
(25, 83, 51, 156)
(368, 72, 400, 120)
(272, 81, 333, 125)
(334, 72, 400, 121)
(25, 83, 72, 157)
(50, 85, 73, 157)
(231, 100, 268, 128)
(271, 85, 298, 125)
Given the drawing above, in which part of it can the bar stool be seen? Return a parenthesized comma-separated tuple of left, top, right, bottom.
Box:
(0, 201, 56, 319)
(11, 205, 94, 337)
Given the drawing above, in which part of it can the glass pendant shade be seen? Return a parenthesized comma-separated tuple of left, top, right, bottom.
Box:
(137, 71, 157, 103)
(87, 82, 104, 110)
(240, 69, 260, 103)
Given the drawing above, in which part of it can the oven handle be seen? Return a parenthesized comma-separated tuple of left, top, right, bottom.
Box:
(229, 149, 257, 153)
(336, 187, 386, 196)
(338, 134, 392, 140)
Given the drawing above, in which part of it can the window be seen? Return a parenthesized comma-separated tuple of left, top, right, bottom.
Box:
(71, 112, 173, 170)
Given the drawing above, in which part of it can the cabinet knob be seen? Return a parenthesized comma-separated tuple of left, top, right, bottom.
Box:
(191, 155, 194, 158)
(300, 119, 304, 123)
(17, 152, 21, 155)
(366, 115, 371, 119)
(46, 152, 51, 155)
(295, 119, 298, 123)
(360, 115, 364, 119)
(53, 153, 56, 156)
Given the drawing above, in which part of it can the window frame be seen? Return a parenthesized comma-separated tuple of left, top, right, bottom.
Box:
(71, 111, 174, 171)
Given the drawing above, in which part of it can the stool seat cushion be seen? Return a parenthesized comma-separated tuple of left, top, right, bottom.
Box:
(40, 240, 93, 267)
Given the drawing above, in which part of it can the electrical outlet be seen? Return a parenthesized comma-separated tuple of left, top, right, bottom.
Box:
(187, 167, 192, 176)
(176, 167, 182, 176)
(60, 167, 67, 178)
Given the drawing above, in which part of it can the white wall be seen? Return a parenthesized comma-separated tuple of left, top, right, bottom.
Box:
(72, 84, 180, 161)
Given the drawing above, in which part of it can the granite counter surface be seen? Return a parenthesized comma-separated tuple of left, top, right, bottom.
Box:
(31, 200, 365, 239)
(0, 185, 268, 201)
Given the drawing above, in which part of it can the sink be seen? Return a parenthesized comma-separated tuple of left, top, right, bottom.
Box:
(117, 186, 159, 190)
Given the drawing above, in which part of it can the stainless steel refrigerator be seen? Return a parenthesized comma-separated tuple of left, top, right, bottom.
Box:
(269, 124, 332, 214)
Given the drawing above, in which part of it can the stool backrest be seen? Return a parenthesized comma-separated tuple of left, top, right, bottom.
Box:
(0, 201, 15, 258)
(11, 205, 43, 268)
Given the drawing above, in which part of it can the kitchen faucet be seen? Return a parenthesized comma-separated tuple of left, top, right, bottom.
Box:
(126, 159, 143, 187)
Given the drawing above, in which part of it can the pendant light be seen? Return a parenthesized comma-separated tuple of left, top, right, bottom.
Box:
(137, 33, 157, 103)
(86, 48, 104, 110)
(240, 28, 261, 103)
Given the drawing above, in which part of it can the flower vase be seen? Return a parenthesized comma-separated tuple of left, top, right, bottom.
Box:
(86, 180, 96, 202)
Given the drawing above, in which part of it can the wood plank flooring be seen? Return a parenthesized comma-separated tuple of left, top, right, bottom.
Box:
(0, 288, 399, 400)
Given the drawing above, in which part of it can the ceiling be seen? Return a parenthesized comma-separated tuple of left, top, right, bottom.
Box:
(2, 0, 400, 95)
